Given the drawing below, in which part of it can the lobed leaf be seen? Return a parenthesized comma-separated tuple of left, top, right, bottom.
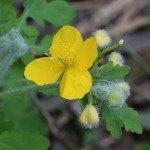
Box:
(99, 61, 131, 82)
(0, 0, 17, 36)
(21, 0, 75, 27)
(118, 105, 143, 134)
(102, 103, 142, 138)
(102, 103, 123, 138)
(0, 95, 48, 134)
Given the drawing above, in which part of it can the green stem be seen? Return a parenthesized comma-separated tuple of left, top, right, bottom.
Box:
(0, 52, 15, 83)
(98, 40, 124, 59)
(90, 40, 124, 76)
(87, 92, 92, 105)
(0, 82, 59, 100)
(17, 9, 29, 30)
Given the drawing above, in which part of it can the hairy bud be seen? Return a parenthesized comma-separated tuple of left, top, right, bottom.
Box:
(108, 52, 124, 66)
(80, 105, 100, 128)
(93, 29, 111, 48)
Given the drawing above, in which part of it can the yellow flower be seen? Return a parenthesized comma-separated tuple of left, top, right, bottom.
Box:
(24, 26, 98, 100)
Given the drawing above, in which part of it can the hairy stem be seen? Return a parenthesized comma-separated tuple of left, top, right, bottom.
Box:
(0, 82, 59, 100)
(88, 92, 93, 105)
(90, 40, 124, 76)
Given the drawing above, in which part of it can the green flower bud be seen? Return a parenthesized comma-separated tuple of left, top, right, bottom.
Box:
(91, 82, 113, 101)
(0, 29, 28, 82)
(8, 29, 28, 57)
(107, 91, 123, 107)
(118, 82, 130, 95)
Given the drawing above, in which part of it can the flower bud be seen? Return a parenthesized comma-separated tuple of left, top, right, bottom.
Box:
(107, 91, 123, 107)
(109, 52, 124, 66)
(0, 29, 28, 82)
(80, 105, 99, 128)
(93, 29, 111, 48)
(119, 39, 124, 45)
(91, 82, 113, 101)
(106, 86, 127, 109)
(118, 82, 130, 97)
(8, 29, 28, 57)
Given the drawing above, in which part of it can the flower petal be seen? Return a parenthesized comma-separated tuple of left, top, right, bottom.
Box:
(74, 37, 98, 70)
(50, 25, 83, 63)
(24, 57, 64, 86)
(60, 67, 92, 100)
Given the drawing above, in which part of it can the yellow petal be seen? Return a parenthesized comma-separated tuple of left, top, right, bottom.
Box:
(60, 67, 92, 100)
(24, 57, 64, 86)
(50, 25, 83, 65)
(74, 37, 98, 70)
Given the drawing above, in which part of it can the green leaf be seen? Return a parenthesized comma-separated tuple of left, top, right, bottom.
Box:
(0, 0, 17, 36)
(0, 131, 50, 150)
(118, 105, 143, 134)
(18, 0, 75, 28)
(102, 103, 142, 138)
(22, 25, 39, 37)
(0, 112, 14, 134)
(40, 87, 59, 96)
(37, 35, 53, 54)
(0, 95, 48, 134)
(21, 52, 34, 65)
(23, 0, 47, 27)
(102, 103, 123, 138)
(21, 25, 40, 45)
(99, 61, 131, 82)
(3, 60, 25, 89)
(44, 1, 76, 26)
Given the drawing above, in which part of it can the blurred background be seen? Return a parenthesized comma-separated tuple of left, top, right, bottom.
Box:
(1, 0, 150, 150)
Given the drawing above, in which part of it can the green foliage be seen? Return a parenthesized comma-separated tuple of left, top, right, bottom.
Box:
(40, 87, 59, 96)
(0, 112, 14, 134)
(102, 103, 123, 138)
(95, 61, 131, 83)
(21, 52, 34, 65)
(118, 105, 142, 134)
(30, 35, 53, 55)
(0, 96, 48, 133)
(0, 131, 50, 150)
(21, 25, 39, 45)
(44, 1, 76, 26)
(102, 103, 142, 138)
(18, 0, 76, 28)
(0, 0, 76, 148)
(0, 0, 17, 36)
